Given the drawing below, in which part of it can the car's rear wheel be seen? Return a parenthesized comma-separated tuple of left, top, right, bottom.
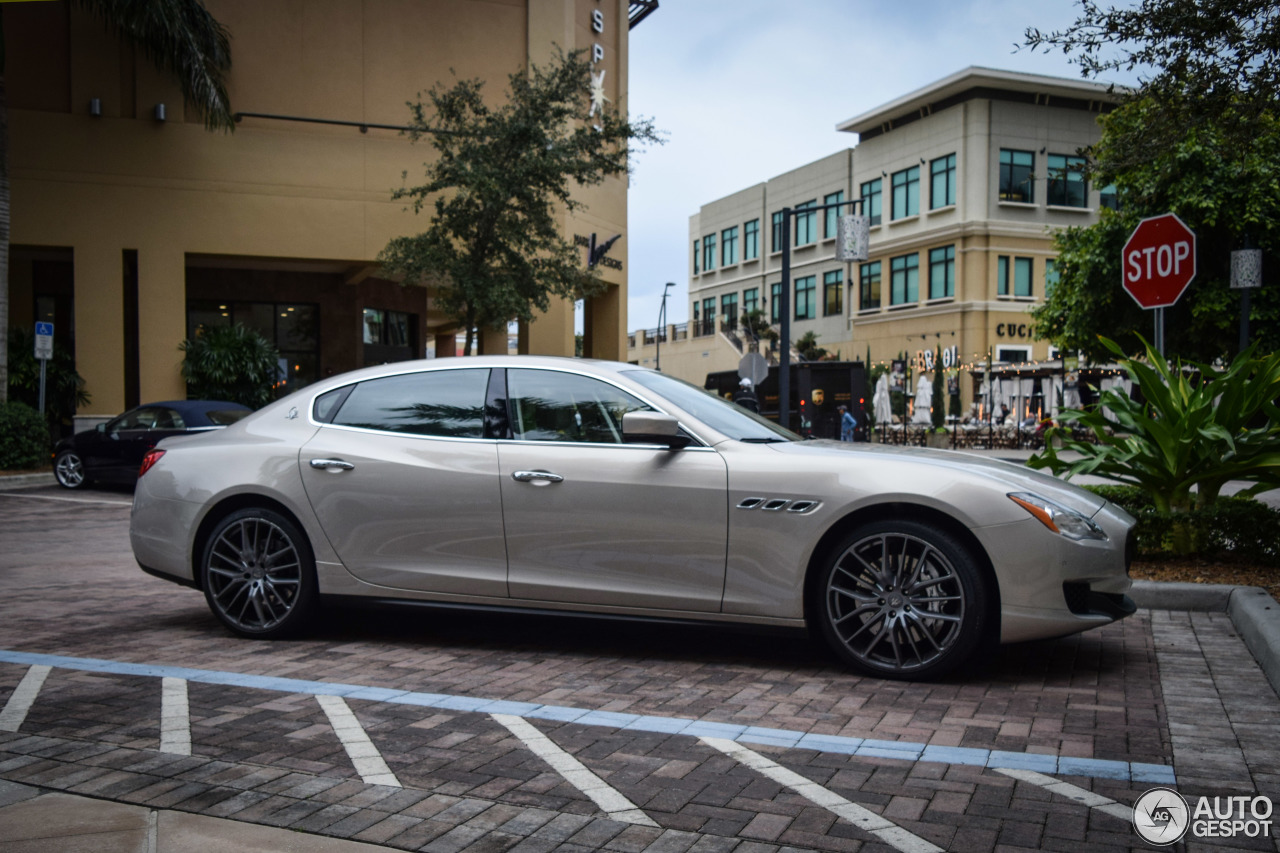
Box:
(201, 508, 317, 638)
(816, 519, 992, 680)
(54, 450, 88, 489)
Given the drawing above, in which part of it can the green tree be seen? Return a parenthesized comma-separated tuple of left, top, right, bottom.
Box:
(931, 348, 945, 429)
(179, 324, 279, 409)
(6, 327, 89, 432)
(379, 49, 661, 356)
(1028, 337, 1280, 553)
(0, 0, 234, 404)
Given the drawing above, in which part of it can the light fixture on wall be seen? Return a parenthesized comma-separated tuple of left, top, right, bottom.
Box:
(1039, 147, 1046, 154)
(154, 103, 167, 121)
(89, 98, 102, 117)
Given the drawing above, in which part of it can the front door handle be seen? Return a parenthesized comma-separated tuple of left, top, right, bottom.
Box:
(310, 458, 355, 471)
(511, 470, 564, 484)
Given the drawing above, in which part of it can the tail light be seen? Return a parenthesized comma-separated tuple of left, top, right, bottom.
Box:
(139, 449, 165, 478)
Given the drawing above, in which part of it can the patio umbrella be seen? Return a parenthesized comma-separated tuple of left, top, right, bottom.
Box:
(911, 374, 933, 424)
(873, 374, 892, 425)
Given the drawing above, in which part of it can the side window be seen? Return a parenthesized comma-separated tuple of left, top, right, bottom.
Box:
(154, 408, 186, 430)
(116, 408, 159, 431)
(507, 369, 652, 444)
(331, 369, 489, 438)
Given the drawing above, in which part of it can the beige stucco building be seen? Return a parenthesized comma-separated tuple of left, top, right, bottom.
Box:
(630, 68, 1120, 408)
(6, 0, 637, 427)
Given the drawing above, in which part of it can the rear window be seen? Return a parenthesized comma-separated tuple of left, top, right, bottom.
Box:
(206, 409, 250, 426)
(331, 369, 490, 438)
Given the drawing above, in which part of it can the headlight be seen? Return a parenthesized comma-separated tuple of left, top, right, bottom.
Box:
(1008, 492, 1108, 541)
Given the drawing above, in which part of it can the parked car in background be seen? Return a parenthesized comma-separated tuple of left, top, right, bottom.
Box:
(53, 400, 251, 489)
(129, 358, 1136, 680)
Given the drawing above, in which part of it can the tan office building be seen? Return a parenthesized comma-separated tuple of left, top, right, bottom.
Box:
(632, 68, 1120, 405)
(6, 0, 638, 426)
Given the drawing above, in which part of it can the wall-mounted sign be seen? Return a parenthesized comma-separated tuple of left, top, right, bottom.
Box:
(996, 322, 1034, 339)
(576, 233, 623, 271)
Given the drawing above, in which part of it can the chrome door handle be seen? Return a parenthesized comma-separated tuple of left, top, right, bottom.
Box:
(310, 458, 355, 471)
(511, 470, 564, 483)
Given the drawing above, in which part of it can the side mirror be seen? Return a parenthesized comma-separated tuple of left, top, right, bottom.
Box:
(622, 411, 692, 450)
(96, 423, 106, 434)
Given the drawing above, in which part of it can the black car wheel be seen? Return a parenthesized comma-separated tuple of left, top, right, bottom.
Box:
(53, 450, 88, 489)
(816, 519, 992, 680)
(201, 508, 317, 638)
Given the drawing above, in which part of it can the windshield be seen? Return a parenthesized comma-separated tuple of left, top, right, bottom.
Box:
(624, 370, 800, 443)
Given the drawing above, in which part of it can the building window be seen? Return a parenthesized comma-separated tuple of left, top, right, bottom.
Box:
(721, 226, 738, 266)
(891, 166, 919, 220)
(795, 201, 817, 245)
(743, 287, 759, 314)
(890, 253, 919, 305)
(860, 179, 882, 226)
(743, 219, 760, 260)
(859, 261, 881, 311)
(1045, 259, 1059, 297)
(998, 256, 1035, 297)
(692, 240, 699, 274)
(823, 271, 843, 316)
(928, 245, 955, 299)
(699, 297, 716, 336)
(930, 153, 956, 209)
(1048, 154, 1088, 207)
(702, 234, 716, 271)
(770, 282, 781, 323)
(771, 211, 785, 252)
(795, 276, 816, 320)
(1099, 184, 1119, 211)
(721, 292, 738, 330)
(823, 191, 844, 239)
(999, 149, 1035, 203)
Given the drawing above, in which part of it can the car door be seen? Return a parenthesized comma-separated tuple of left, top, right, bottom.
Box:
(498, 367, 729, 613)
(87, 407, 157, 481)
(298, 367, 509, 597)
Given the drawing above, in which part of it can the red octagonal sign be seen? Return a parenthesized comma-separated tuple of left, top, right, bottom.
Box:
(1122, 213, 1197, 309)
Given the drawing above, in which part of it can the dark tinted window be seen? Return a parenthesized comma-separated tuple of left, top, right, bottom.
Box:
(206, 409, 249, 426)
(507, 369, 651, 443)
(332, 369, 489, 438)
(114, 407, 183, 431)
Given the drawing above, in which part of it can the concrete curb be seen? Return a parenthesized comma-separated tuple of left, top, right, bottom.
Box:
(0, 473, 54, 491)
(1131, 579, 1280, 699)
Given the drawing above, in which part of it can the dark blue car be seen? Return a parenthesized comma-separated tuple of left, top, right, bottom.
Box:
(53, 400, 251, 489)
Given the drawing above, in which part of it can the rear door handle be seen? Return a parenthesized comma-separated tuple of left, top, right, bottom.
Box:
(511, 470, 563, 484)
(310, 458, 355, 471)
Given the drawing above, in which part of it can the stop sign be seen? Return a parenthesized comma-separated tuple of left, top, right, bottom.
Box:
(1122, 213, 1196, 308)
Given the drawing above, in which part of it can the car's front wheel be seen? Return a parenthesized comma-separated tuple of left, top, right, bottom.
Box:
(201, 508, 317, 638)
(53, 450, 88, 489)
(816, 519, 993, 680)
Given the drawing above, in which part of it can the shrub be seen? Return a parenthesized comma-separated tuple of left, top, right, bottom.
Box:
(0, 401, 51, 470)
(6, 327, 90, 433)
(180, 323, 280, 409)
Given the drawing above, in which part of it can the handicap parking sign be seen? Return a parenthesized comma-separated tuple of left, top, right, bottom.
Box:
(34, 322, 54, 360)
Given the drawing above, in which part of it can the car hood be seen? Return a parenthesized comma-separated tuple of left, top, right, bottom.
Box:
(758, 440, 1107, 517)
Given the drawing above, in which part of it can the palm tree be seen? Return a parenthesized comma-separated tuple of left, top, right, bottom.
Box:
(0, 0, 234, 403)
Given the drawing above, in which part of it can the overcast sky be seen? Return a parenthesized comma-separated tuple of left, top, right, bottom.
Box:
(622, 0, 1142, 329)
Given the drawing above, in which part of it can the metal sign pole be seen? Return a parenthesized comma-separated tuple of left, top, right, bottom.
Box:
(1154, 307, 1164, 357)
(38, 360, 47, 416)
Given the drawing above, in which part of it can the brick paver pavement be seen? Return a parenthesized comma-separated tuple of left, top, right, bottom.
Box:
(1, 487, 1278, 852)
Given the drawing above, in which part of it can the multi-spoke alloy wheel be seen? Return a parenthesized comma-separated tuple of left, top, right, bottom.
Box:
(54, 451, 86, 489)
(818, 520, 990, 680)
(202, 508, 316, 638)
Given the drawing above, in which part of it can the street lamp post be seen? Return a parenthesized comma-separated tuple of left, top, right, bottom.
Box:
(656, 281, 674, 371)
(777, 198, 866, 430)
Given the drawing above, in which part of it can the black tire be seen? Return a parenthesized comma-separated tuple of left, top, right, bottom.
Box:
(54, 450, 88, 489)
(201, 507, 317, 639)
(815, 519, 993, 680)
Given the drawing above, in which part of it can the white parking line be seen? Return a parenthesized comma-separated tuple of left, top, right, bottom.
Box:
(491, 713, 659, 827)
(0, 665, 52, 732)
(701, 737, 943, 853)
(159, 677, 191, 755)
(316, 695, 401, 787)
(995, 768, 1133, 821)
(0, 492, 132, 506)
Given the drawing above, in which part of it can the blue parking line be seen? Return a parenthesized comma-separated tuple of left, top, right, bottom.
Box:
(0, 648, 1176, 785)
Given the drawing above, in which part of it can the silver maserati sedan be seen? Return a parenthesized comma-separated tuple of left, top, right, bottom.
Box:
(130, 356, 1136, 680)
